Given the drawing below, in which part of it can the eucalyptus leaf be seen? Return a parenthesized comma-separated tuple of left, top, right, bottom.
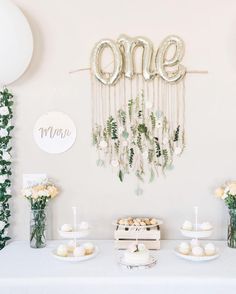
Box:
(122, 130, 129, 139)
(118, 170, 124, 182)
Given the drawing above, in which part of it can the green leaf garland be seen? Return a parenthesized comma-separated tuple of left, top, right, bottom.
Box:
(0, 88, 13, 250)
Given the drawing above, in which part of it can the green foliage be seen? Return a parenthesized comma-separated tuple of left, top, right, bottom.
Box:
(154, 137, 161, 158)
(92, 133, 98, 145)
(107, 116, 118, 140)
(103, 128, 108, 141)
(93, 90, 184, 183)
(137, 132, 143, 152)
(225, 194, 236, 209)
(129, 148, 134, 167)
(136, 170, 144, 182)
(111, 121, 118, 140)
(150, 112, 156, 130)
(96, 159, 105, 167)
(148, 149, 154, 164)
(114, 141, 120, 154)
(162, 149, 169, 169)
(122, 131, 129, 139)
(118, 170, 124, 182)
(118, 109, 126, 126)
(0, 88, 13, 250)
(92, 125, 101, 146)
(138, 123, 147, 134)
(149, 168, 155, 183)
(30, 209, 46, 248)
(128, 99, 134, 120)
(106, 116, 113, 137)
(174, 125, 180, 142)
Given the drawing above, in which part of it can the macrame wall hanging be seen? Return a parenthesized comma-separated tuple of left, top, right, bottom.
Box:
(90, 34, 187, 184)
(70, 34, 207, 193)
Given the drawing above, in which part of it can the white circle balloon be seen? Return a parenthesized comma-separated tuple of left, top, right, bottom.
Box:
(0, 0, 33, 85)
(33, 112, 77, 154)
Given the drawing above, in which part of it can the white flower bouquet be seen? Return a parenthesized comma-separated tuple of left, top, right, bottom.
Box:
(23, 180, 59, 248)
(215, 181, 236, 209)
(215, 180, 236, 248)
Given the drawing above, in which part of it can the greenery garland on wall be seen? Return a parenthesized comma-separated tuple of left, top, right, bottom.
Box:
(0, 88, 13, 250)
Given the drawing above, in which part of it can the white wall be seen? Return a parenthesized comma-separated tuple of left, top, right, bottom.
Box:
(10, 0, 236, 240)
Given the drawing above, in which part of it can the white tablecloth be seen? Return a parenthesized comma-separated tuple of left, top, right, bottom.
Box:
(0, 240, 235, 294)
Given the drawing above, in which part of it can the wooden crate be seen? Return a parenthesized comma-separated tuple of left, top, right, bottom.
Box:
(114, 225, 161, 250)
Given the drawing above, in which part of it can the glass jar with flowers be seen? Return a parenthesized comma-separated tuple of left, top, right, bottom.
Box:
(215, 181, 236, 248)
(22, 181, 59, 248)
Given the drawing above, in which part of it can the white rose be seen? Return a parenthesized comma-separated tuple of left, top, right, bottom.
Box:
(228, 183, 236, 195)
(38, 190, 49, 197)
(0, 107, 9, 116)
(2, 152, 11, 161)
(0, 128, 8, 137)
(0, 221, 6, 231)
(222, 192, 228, 200)
(0, 175, 7, 184)
(138, 243, 146, 252)
(24, 189, 32, 197)
(215, 187, 224, 198)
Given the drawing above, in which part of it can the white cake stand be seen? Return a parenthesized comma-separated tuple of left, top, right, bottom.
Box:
(54, 206, 98, 263)
(58, 229, 90, 239)
(176, 207, 219, 262)
(118, 255, 157, 270)
(180, 225, 213, 239)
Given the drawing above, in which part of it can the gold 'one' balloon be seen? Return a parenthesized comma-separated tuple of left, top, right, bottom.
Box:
(156, 35, 186, 83)
(91, 39, 123, 85)
(118, 34, 156, 80)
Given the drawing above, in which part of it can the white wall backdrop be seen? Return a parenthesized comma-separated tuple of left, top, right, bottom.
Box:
(10, 0, 236, 240)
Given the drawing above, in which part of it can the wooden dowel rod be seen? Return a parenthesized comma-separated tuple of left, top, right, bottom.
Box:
(69, 68, 208, 75)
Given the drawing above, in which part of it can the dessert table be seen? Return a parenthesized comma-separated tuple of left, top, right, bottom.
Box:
(0, 240, 236, 294)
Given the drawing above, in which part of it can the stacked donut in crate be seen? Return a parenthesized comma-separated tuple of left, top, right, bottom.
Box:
(114, 217, 163, 250)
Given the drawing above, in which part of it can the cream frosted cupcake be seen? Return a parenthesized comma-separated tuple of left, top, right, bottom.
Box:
(83, 242, 94, 255)
(67, 240, 78, 253)
(73, 246, 86, 257)
(192, 246, 204, 257)
(204, 243, 216, 256)
(57, 244, 68, 257)
(190, 238, 200, 248)
(178, 242, 190, 255)
(200, 222, 213, 231)
(61, 224, 73, 232)
(182, 220, 193, 231)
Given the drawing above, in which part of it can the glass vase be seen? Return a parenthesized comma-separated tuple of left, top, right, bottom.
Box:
(30, 208, 47, 248)
(228, 209, 236, 248)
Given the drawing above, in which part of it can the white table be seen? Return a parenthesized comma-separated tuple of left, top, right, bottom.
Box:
(0, 240, 236, 294)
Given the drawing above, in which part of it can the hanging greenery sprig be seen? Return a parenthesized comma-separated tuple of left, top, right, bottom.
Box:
(92, 89, 185, 182)
(0, 88, 13, 250)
